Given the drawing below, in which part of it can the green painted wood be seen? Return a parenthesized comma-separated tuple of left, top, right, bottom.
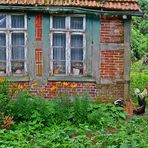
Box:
(123, 17, 131, 99)
(86, 15, 100, 82)
(27, 13, 35, 81)
(86, 15, 93, 76)
(48, 76, 96, 82)
(4, 76, 30, 82)
(0, 6, 143, 16)
(42, 14, 50, 81)
(92, 15, 100, 83)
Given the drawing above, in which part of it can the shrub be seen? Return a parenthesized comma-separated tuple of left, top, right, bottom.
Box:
(72, 93, 90, 124)
(0, 78, 11, 115)
(10, 92, 56, 125)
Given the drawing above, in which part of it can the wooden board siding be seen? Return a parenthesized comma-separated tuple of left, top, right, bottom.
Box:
(35, 48, 43, 76)
(35, 14, 42, 41)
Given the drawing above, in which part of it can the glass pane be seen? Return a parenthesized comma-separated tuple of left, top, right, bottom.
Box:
(53, 47, 65, 60)
(71, 17, 83, 30)
(0, 62, 6, 74)
(0, 15, 6, 28)
(71, 35, 83, 61)
(53, 33, 66, 74)
(0, 47, 6, 60)
(53, 16, 65, 29)
(53, 33, 65, 60)
(0, 33, 6, 46)
(71, 62, 83, 75)
(11, 33, 25, 60)
(12, 33, 25, 46)
(53, 61, 65, 74)
(11, 61, 24, 74)
(12, 47, 24, 60)
(11, 15, 25, 28)
(71, 35, 83, 47)
(0, 34, 6, 61)
(71, 48, 83, 61)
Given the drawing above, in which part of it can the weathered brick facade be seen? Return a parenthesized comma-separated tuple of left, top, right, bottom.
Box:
(101, 16, 124, 43)
(13, 81, 124, 101)
(9, 15, 127, 101)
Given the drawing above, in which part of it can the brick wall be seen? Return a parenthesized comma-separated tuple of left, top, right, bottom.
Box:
(11, 81, 124, 101)
(100, 50, 124, 79)
(6, 15, 126, 101)
(101, 16, 124, 43)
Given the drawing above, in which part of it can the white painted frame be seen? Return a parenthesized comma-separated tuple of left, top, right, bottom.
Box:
(50, 15, 86, 76)
(0, 13, 27, 76)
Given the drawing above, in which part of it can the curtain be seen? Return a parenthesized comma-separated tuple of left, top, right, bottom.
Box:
(70, 17, 83, 29)
(0, 15, 6, 28)
(0, 33, 6, 61)
(53, 16, 65, 29)
(11, 15, 24, 28)
(71, 34, 83, 61)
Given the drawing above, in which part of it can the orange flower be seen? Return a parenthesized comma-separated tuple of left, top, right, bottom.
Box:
(50, 86, 58, 91)
(56, 82, 61, 85)
(0, 77, 4, 83)
(17, 84, 24, 89)
(62, 82, 69, 87)
(70, 84, 77, 89)
(39, 89, 46, 93)
(31, 83, 38, 87)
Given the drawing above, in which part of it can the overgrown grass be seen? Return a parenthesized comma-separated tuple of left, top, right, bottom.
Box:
(0, 61, 148, 147)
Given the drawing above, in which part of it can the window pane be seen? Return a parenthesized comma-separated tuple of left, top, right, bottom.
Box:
(11, 15, 25, 28)
(12, 33, 25, 46)
(71, 35, 83, 75)
(71, 62, 83, 75)
(71, 35, 83, 61)
(53, 16, 65, 29)
(0, 62, 6, 74)
(11, 61, 24, 74)
(53, 61, 65, 74)
(71, 34, 83, 47)
(0, 47, 6, 61)
(53, 33, 65, 60)
(53, 33, 66, 74)
(71, 17, 83, 30)
(12, 47, 24, 60)
(11, 33, 25, 60)
(0, 33, 6, 61)
(0, 33, 6, 46)
(11, 33, 25, 74)
(0, 15, 6, 28)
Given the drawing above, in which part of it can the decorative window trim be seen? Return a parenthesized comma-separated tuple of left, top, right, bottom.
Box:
(50, 15, 86, 76)
(0, 13, 27, 76)
(35, 14, 42, 40)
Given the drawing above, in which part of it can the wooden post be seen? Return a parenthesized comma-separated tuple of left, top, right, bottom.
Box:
(123, 17, 131, 100)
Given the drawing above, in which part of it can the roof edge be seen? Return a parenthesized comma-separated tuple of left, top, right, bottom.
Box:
(0, 6, 143, 16)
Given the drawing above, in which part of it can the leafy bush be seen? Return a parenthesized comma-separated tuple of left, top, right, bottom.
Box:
(88, 103, 126, 129)
(0, 78, 11, 115)
(10, 92, 56, 126)
(72, 93, 90, 124)
(54, 92, 71, 123)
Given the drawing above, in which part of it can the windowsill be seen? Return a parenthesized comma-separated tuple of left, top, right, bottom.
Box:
(48, 76, 96, 82)
(3, 76, 30, 82)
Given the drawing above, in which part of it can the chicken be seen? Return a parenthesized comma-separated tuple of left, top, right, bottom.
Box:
(134, 88, 147, 99)
(133, 88, 147, 115)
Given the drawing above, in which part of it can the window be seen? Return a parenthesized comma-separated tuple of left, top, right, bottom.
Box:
(0, 14, 27, 75)
(50, 15, 85, 76)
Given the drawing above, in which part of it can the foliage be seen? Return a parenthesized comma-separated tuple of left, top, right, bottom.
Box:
(72, 93, 90, 124)
(131, 0, 148, 61)
(130, 61, 148, 102)
(0, 78, 11, 115)
(0, 75, 148, 147)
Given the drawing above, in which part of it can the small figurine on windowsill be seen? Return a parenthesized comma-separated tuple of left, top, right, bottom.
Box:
(133, 87, 148, 115)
